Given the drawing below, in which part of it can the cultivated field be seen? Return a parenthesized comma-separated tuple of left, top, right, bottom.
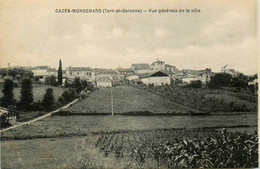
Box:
(63, 86, 193, 114)
(2, 126, 258, 168)
(0, 84, 65, 102)
(1, 86, 258, 168)
(137, 85, 258, 113)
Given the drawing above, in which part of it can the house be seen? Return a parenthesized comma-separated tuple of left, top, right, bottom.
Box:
(165, 64, 178, 72)
(116, 68, 134, 76)
(47, 68, 57, 76)
(31, 66, 50, 78)
(97, 77, 112, 87)
(31, 66, 58, 82)
(140, 71, 171, 86)
(150, 59, 165, 71)
(65, 67, 94, 81)
(93, 68, 117, 82)
(131, 63, 153, 74)
(126, 75, 139, 81)
(181, 69, 212, 84)
(182, 75, 198, 83)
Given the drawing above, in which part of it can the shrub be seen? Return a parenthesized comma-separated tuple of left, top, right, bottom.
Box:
(60, 89, 77, 103)
(20, 78, 33, 110)
(74, 77, 82, 93)
(1, 79, 16, 108)
(42, 88, 55, 111)
(45, 75, 58, 86)
(32, 100, 44, 111)
(187, 80, 202, 88)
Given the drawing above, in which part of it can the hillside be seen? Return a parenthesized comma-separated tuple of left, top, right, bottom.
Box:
(63, 86, 192, 114)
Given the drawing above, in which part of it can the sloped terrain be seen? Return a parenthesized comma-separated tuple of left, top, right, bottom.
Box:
(64, 86, 192, 114)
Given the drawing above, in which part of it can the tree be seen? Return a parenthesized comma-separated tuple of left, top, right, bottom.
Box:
(42, 88, 54, 110)
(58, 59, 63, 85)
(20, 78, 33, 110)
(45, 75, 57, 86)
(1, 79, 15, 108)
(208, 73, 232, 88)
(81, 80, 88, 90)
(74, 77, 82, 93)
(8, 68, 18, 79)
(0, 69, 8, 78)
(188, 80, 202, 88)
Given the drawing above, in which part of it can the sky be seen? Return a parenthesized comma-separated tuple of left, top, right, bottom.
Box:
(0, 0, 258, 75)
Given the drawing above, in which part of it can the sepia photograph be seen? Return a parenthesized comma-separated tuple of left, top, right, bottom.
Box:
(0, 0, 259, 168)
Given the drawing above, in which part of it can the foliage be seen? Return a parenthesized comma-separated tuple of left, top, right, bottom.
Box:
(1, 79, 15, 108)
(187, 80, 202, 88)
(59, 89, 77, 103)
(58, 59, 63, 85)
(20, 78, 33, 110)
(0, 68, 33, 80)
(74, 77, 82, 93)
(42, 88, 55, 111)
(64, 80, 72, 88)
(81, 80, 88, 90)
(7, 105, 19, 119)
(82, 80, 94, 91)
(0, 68, 8, 78)
(231, 73, 248, 89)
(45, 75, 58, 86)
(95, 129, 258, 168)
(208, 73, 232, 88)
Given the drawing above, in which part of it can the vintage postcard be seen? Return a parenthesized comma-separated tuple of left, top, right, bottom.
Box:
(0, 0, 258, 168)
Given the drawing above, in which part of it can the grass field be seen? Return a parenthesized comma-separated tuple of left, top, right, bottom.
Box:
(63, 86, 192, 114)
(0, 84, 65, 102)
(1, 113, 257, 140)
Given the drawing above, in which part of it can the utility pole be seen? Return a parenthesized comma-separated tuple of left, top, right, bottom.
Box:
(111, 90, 114, 116)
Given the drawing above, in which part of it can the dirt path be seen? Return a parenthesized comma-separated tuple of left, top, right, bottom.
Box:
(0, 99, 79, 133)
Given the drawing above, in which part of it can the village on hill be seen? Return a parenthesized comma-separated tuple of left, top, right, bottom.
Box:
(0, 59, 255, 88)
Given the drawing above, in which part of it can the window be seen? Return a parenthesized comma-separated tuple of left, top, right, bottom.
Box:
(70, 72, 72, 75)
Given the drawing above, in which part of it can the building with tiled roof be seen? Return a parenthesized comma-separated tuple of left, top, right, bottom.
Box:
(65, 66, 93, 81)
(131, 63, 152, 74)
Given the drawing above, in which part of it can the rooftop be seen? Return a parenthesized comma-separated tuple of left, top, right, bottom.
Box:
(66, 67, 92, 71)
(131, 63, 151, 70)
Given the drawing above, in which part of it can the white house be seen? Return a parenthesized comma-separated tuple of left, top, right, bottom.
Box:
(31, 66, 50, 77)
(47, 68, 57, 76)
(131, 63, 153, 74)
(150, 59, 165, 71)
(65, 67, 94, 82)
(140, 71, 171, 86)
(126, 75, 139, 81)
(97, 77, 112, 87)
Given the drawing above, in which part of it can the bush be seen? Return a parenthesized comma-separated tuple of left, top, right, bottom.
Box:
(45, 75, 58, 86)
(42, 88, 55, 111)
(74, 77, 82, 93)
(1, 79, 16, 108)
(59, 89, 77, 103)
(32, 100, 44, 111)
(187, 80, 202, 88)
(20, 78, 33, 110)
(208, 73, 232, 88)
